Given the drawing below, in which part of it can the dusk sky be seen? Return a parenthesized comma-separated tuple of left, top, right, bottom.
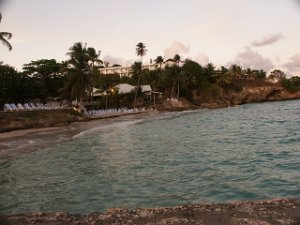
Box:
(1, 0, 300, 76)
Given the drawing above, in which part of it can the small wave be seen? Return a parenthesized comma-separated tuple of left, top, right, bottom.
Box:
(140, 109, 203, 124)
(72, 119, 145, 139)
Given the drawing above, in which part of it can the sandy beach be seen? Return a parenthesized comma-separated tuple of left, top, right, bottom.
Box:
(0, 127, 66, 140)
(0, 110, 164, 158)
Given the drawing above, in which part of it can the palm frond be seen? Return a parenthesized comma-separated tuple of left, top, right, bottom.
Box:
(0, 32, 12, 39)
(0, 35, 12, 51)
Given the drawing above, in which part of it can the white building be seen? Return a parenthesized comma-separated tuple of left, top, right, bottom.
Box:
(99, 59, 181, 77)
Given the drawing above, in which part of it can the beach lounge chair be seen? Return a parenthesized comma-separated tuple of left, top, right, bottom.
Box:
(29, 103, 37, 110)
(23, 103, 31, 110)
(4, 104, 13, 112)
(10, 103, 18, 111)
(17, 103, 25, 110)
(39, 103, 48, 110)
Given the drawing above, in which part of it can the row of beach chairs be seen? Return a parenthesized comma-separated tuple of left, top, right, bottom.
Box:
(3, 103, 63, 112)
(84, 108, 146, 117)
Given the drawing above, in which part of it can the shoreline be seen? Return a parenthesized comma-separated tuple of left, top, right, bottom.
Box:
(1, 96, 300, 139)
(0, 110, 149, 139)
(0, 110, 167, 157)
(1, 198, 299, 225)
(0, 126, 66, 140)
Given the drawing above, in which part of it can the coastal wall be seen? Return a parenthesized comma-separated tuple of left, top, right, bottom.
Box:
(1, 198, 299, 225)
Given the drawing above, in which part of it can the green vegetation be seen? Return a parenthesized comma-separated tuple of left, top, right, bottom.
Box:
(134, 42, 147, 108)
(282, 76, 300, 93)
(1, 41, 299, 110)
(0, 13, 12, 51)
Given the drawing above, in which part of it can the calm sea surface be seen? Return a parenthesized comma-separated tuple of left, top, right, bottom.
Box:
(1, 100, 300, 215)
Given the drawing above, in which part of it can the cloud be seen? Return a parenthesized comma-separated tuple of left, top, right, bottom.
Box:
(251, 32, 284, 47)
(227, 48, 274, 71)
(164, 41, 190, 59)
(284, 53, 300, 73)
(193, 52, 209, 66)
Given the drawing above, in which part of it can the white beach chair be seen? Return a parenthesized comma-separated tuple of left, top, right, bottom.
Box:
(4, 104, 13, 112)
(23, 103, 31, 110)
(29, 103, 37, 110)
(17, 103, 25, 111)
(10, 103, 18, 111)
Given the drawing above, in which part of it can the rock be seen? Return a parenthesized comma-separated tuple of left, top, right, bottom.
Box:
(1, 198, 300, 225)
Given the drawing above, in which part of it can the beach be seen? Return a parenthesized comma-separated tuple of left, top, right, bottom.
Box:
(0, 110, 162, 158)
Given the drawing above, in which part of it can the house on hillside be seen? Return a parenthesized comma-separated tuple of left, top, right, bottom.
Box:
(99, 58, 182, 77)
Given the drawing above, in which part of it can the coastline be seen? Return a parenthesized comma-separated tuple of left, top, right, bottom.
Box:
(0, 110, 166, 157)
(0, 126, 66, 140)
(2, 83, 300, 136)
(1, 198, 299, 225)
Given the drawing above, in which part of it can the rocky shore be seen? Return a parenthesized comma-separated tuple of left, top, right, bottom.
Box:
(1, 199, 299, 225)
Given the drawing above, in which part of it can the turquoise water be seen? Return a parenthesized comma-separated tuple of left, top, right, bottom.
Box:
(1, 100, 300, 215)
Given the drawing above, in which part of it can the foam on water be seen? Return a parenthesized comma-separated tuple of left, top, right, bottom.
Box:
(72, 119, 145, 139)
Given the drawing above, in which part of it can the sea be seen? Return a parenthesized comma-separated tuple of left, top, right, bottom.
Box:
(0, 100, 300, 215)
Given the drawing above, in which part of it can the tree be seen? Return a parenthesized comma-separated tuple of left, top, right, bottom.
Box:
(163, 65, 182, 99)
(22, 59, 66, 102)
(212, 66, 232, 87)
(0, 13, 12, 51)
(154, 56, 164, 68)
(268, 69, 286, 83)
(229, 64, 243, 79)
(173, 54, 181, 66)
(98, 74, 120, 109)
(144, 69, 162, 107)
(0, 62, 39, 107)
(204, 63, 216, 81)
(134, 42, 147, 108)
(63, 42, 100, 106)
(86, 47, 102, 103)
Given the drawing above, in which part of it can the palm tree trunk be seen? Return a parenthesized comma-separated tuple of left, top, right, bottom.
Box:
(79, 95, 84, 107)
(153, 87, 156, 108)
(105, 94, 108, 110)
(133, 74, 141, 109)
(177, 79, 180, 99)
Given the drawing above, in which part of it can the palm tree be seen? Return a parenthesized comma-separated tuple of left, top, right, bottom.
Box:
(212, 66, 232, 87)
(86, 47, 102, 103)
(154, 56, 164, 68)
(63, 42, 94, 106)
(0, 13, 12, 51)
(173, 54, 181, 66)
(136, 42, 147, 62)
(134, 42, 147, 108)
(229, 64, 243, 79)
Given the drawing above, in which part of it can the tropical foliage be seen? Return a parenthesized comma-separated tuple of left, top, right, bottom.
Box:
(62, 42, 101, 106)
(134, 42, 147, 108)
(1, 41, 298, 111)
(0, 13, 12, 51)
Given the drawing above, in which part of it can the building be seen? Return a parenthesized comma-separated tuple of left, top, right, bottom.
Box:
(99, 59, 181, 77)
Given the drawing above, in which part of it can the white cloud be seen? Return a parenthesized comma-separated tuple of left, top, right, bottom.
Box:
(284, 53, 300, 74)
(164, 41, 190, 59)
(251, 32, 284, 47)
(227, 47, 274, 71)
(193, 52, 209, 66)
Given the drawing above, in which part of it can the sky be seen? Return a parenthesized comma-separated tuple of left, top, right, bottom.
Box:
(0, 0, 300, 76)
